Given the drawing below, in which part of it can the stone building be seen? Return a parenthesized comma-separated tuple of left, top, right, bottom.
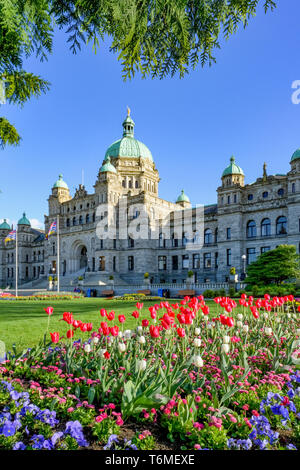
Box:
(1, 110, 300, 288)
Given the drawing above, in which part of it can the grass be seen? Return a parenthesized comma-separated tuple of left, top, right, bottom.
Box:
(0, 298, 219, 353)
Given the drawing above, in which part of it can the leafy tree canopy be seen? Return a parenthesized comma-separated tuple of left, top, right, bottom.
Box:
(246, 245, 300, 286)
(0, 0, 277, 148)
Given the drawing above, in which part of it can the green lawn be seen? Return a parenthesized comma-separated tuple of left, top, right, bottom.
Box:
(0, 298, 218, 353)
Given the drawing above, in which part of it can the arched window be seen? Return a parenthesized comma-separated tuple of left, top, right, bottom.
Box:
(92, 212, 95, 222)
(215, 228, 218, 243)
(122, 179, 126, 188)
(204, 228, 212, 244)
(193, 231, 201, 245)
(278, 188, 284, 196)
(135, 180, 139, 188)
(262, 191, 268, 198)
(276, 216, 287, 235)
(248, 194, 253, 201)
(247, 220, 256, 238)
(73, 217, 76, 226)
(86, 214, 90, 224)
(172, 233, 178, 247)
(66, 218, 70, 227)
(261, 218, 271, 237)
(79, 215, 83, 224)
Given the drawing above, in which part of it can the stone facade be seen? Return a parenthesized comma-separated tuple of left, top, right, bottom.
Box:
(1, 111, 300, 288)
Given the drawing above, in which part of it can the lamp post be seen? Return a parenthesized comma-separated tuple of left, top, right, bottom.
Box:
(241, 254, 246, 281)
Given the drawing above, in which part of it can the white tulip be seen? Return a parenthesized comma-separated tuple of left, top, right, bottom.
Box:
(91, 337, 99, 345)
(118, 331, 123, 338)
(287, 313, 291, 319)
(98, 349, 106, 358)
(124, 330, 132, 339)
(193, 338, 201, 347)
(276, 317, 281, 323)
(221, 344, 230, 353)
(296, 329, 300, 336)
(84, 344, 91, 353)
(138, 335, 146, 344)
(136, 326, 143, 335)
(137, 359, 147, 371)
(264, 327, 272, 336)
(194, 328, 201, 336)
(237, 314, 243, 321)
(223, 336, 230, 344)
(242, 325, 249, 333)
(118, 342, 126, 353)
(263, 313, 268, 320)
(236, 321, 243, 328)
(192, 355, 203, 368)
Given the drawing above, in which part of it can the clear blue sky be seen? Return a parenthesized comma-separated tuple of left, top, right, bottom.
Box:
(1, 1, 300, 229)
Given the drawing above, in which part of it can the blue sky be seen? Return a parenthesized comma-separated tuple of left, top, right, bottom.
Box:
(1, 1, 300, 229)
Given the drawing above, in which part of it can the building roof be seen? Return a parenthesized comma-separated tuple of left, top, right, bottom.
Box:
(176, 189, 190, 203)
(0, 219, 11, 230)
(105, 110, 153, 162)
(53, 174, 69, 189)
(222, 156, 244, 177)
(18, 212, 31, 226)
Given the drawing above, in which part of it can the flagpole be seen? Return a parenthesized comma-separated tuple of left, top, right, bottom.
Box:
(57, 216, 60, 293)
(15, 228, 18, 298)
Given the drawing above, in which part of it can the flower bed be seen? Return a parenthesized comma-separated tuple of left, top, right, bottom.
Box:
(0, 294, 299, 450)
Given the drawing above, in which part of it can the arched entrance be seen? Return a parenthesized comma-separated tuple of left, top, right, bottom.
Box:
(80, 246, 88, 269)
(70, 241, 89, 273)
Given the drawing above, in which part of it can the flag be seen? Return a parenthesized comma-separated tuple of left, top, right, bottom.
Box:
(4, 230, 16, 245)
(46, 220, 57, 240)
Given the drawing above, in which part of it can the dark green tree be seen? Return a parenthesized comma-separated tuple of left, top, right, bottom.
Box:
(1, 0, 277, 148)
(246, 245, 300, 286)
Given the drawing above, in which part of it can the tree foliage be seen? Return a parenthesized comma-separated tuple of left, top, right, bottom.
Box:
(246, 245, 300, 286)
(0, 0, 277, 148)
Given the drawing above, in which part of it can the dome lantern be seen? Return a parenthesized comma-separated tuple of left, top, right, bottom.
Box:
(122, 106, 135, 138)
(53, 174, 69, 190)
(221, 156, 245, 187)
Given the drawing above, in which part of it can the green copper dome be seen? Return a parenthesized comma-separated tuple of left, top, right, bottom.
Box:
(222, 156, 244, 177)
(105, 109, 153, 162)
(53, 174, 69, 189)
(0, 219, 11, 230)
(100, 156, 117, 174)
(18, 212, 30, 226)
(291, 149, 300, 162)
(176, 189, 190, 203)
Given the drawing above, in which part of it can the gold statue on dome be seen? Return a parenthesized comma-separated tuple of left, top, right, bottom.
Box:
(127, 106, 131, 116)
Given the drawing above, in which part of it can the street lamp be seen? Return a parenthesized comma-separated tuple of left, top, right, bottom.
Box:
(241, 254, 246, 280)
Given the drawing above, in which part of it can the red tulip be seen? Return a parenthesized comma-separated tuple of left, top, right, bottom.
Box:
(106, 311, 115, 321)
(110, 325, 119, 336)
(142, 319, 149, 327)
(132, 311, 139, 319)
(67, 329, 74, 338)
(101, 321, 110, 336)
(118, 315, 126, 323)
(100, 309, 107, 317)
(149, 325, 160, 338)
(177, 327, 185, 338)
(62, 312, 73, 325)
(136, 302, 143, 310)
(50, 332, 59, 343)
(104, 351, 110, 359)
(44, 306, 54, 316)
(201, 305, 210, 315)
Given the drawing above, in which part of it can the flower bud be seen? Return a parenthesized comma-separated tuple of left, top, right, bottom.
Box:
(236, 321, 243, 328)
(223, 336, 230, 344)
(136, 326, 143, 335)
(138, 335, 146, 344)
(221, 344, 230, 353)
(194, 328, 201, 336)
(237, 314, 243, 321)
(84, 344, 91, 353)
(264, 327, 272, 336)
(193, 338, 201, 347)
(118, 342, 126, 353)
(192, 355, 203, 368)
(91, 337, 99, 345)
(124, 330, 132, 339)
(137, 359, 147, 371)
(242, 325, 249, 333)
